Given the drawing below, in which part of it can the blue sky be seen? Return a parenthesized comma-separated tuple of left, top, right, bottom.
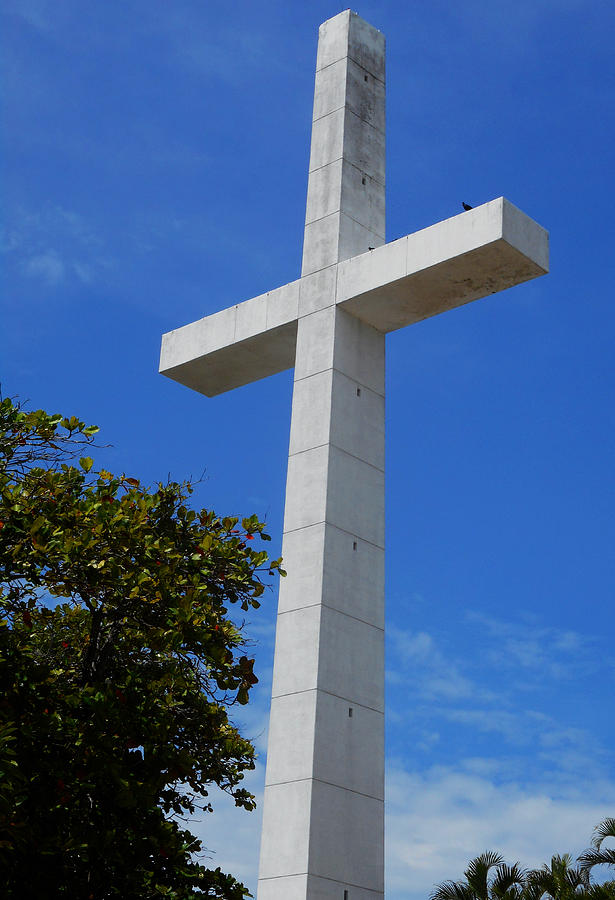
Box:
(2, 0, 614, 896)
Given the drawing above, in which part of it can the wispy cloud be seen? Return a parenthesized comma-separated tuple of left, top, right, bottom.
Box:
(3, 0, 56, 35)
(386, 616, 612, 784)
(142, 4, 298, 84)
(5, 0, 288, 85)
(3, 205, 113, 291)
(387, 625, 497, 702)
(466, 611, 604, 682)
(437, 708, 607, 780)
(23, 250, 65, 285)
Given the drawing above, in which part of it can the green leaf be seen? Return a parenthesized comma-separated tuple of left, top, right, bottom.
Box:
(1, 394, 267, 899)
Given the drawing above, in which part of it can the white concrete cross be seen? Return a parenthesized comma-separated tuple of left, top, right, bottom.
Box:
(160, 11, 548, 900)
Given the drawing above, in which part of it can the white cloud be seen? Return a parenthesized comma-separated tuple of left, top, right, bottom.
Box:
(72, 261, 93, 284)
(387, 625, 496, 702)
(3, 0, 55, 34)
(385, 761, 615, 900)
(384, 616, 614, 897)
(186, 760, 265, 896)
(441, 708, 530, 745)
(23, 250, 65, 285)
(143, 6, 293, 86)
(466, 611, 605, 683)
(6, 206, 112, 291)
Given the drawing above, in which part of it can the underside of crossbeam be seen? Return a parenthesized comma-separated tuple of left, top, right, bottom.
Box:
(159, 280, 300, 397)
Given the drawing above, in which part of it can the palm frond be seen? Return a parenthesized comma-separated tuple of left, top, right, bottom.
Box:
(492, 863, 527, 898)
(527, 854, 588, 899)
(564, 865, 589, 891)
(526, 867, 556, 899)
(578, 849, 615, 873)
(430, 880, 475, 900)
(585, 881, 615, 900)
(593, 820, 615, 851)
(466, 851, 505, 899)
(523, 878, 548, 900)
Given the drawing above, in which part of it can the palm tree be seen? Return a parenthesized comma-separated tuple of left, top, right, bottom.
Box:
(525, 853, 590, 900)
(430, 820, 615, 900)
(584, 885, 615, 900)
(578, 819, 615, 875)
(430, 851, 527, 900)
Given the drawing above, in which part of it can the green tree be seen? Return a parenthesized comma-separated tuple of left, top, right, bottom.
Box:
(525, 854, 590, 900)
(0, 396, 284, 898)
(578, 819, 615, 877)
(429, 851, 527, 900)
(430, 826, 615, 900)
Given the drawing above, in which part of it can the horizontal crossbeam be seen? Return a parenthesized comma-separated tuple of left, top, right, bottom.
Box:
(159, 197, 548, 397)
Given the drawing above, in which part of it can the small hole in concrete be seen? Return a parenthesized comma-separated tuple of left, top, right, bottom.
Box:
(362, 176, 366, 185)
(356, 387, 361, 396)
(344, 891, 349, 900)
(364, 74, 368, 82)
(348, 708, 353, 718)
(353, 541, 357, 551)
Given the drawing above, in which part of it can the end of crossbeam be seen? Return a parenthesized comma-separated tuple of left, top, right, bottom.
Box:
(336, 197, 549, 333)
(159, 281, 300, 397)
(499, 197, 549, 274)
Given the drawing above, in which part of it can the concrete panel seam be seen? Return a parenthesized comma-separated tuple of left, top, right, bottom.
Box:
(297, 263, 337, 285)
(328, 442, 385, 474)
(334, 254, 339, 302)
(305, 208, 385, 240)
(270, 686, 384, 714)
(276, 602, 385, 632)
(287, 442, 384, 474)
(293, 366, 385, 399)
(283, 519, 385, 550)
(344, 106, 386, 159)
(304, 206, 385, 239)
(309, 154, 344, 176)
(344, 158, 385, 182)
(316, 54, 385, 88)
(264, 775, 384, 803)
(331, 364, 385, 397)
(347, 53, 385, 86)
(258, 872, 310, 880)
(323, 520, 386, 550)
(259, 872, 384, 893)
(312, 105, 386, 136)
(309, 155, 385, 187)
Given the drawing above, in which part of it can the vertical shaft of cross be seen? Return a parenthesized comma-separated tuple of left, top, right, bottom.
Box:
(301, 11, 385, 272)
(257, 12, 386, 900)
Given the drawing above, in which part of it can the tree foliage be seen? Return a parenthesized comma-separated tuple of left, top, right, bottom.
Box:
(430, 821, 615, 900)
(578, 819, 615, 876)
(430, 851, 526, 900)
(0, 396, 284, 898)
